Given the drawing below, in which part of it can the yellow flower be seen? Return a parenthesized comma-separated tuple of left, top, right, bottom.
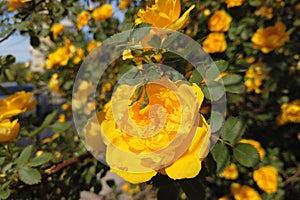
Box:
(218, 196, 230, 200)
(277, 100, 300, 125)
(219, 163, 239, 180)
(61, 103, 70, 111)
(119, 0, 133, 11)
(87, 40, 101, 53)
(251, 21, 290, 53)
(72, 81, 94, 111)
(208, 10, 232, 32)
(203, 33, 227, 53)
(223, 0, 244, 8)
(50, 23, 64, 39)
(7, 0, 31, 12)
(135, 0, 195, 30)
(253, 165, 278, 194)
(240, 139, 265, 160)
(244, 62, 269, 94)
(203, 9, 211, 17)
(57, 114, 66, 123)
(92, 4, 113, 21)
(255, 7, 273, 19)
(0, 91, 37, 121)
(0, 119, 20, 143)
(92, 78, 210, 183)
(46, 45, 71, 69)
(77, 11, 90, 30)
(73, 48, 85, 64)
(48, 73, 62, 94)
(231, 183, 261, 200)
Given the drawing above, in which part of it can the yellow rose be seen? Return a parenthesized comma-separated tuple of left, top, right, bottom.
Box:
(208, 10, 232, 32)
(86, 78, 210, 183)
(77, 11, 90, 30)
(72, 81, 94, 111)
(7, 0, 31, 12)
(46, 45, 71, 69)
(219, 163, 239, 180)
(87, 40, 101, 53)
(135, 0, 195, 30)
(119, 0, 133, 11)
(50, 23, 64, 39)
(223, 0, 244, 8)
(0, 91, 37, 121)
(240, 139, 265, 160)
(255, 7, 273, 19)
(73, 48, 85, 64)
(203, 33, 227, 53)
(253, 165, 278, 194)
(277, 100, 300, 125)
(0, 119, 20, 143)
(48, 73, 62, 94)
(231, 183, 262, 200)
(92, 4, 113, 21)
(251, 21, 290, 53)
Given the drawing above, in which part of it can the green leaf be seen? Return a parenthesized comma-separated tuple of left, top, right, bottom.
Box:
(221, 117, 246, 145)
(205, 66, 220, 80)
(0, 55, 15, 67)
(210, 111, 225, 133)
(179, 179, 205, 200)
(51, 122, 70, 133)
(233, 143, 260, 167)
(18, 166, 41, 185)
(0, 188, 11, 199)
(293, 19, 300, 27)
(148, 35, 162, 47)
(0, 157, 5, 165)
(28, 153, 52, 167)
(222, 74, 243, 85)
(214, 60, 228, 73)
(222, 74, 244, 93)
(4, 69, 16, 81)
(202, 81, 225, 101)
(189, 69, 203, 84)
(118, 65, 135, 80)
(16, 145, 33, 168)
(211, 143, 230, 174)
(29, 110, 58, 138)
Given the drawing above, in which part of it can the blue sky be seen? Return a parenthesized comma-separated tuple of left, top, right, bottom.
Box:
(0, 34, 31, 63)
(0, 3, 125, 63)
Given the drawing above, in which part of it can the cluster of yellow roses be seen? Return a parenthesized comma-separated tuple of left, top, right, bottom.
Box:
(203, 10, 232, 53)
(0, 91, 36, 142)
(76, 4, 113, 30)
(46, 38, 85, 69)
(219, 139, 278, 199)
(244, 62, 269, 94)
(277, 100, 300, 125)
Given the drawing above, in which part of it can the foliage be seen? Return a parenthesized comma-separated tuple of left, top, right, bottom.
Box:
(0, 0, 299, 199)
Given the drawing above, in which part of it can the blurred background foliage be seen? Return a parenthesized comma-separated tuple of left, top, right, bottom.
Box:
(0, 0, 299, 199)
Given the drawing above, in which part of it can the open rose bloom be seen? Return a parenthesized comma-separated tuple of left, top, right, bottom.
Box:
(83, 78, 211, 183)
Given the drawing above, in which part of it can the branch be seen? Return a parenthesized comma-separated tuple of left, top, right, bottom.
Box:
(46, 152, 92, 175)
(0, 28, 16, 43)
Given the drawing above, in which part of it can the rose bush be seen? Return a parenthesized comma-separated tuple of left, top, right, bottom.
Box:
(0, 0, 299, 199)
